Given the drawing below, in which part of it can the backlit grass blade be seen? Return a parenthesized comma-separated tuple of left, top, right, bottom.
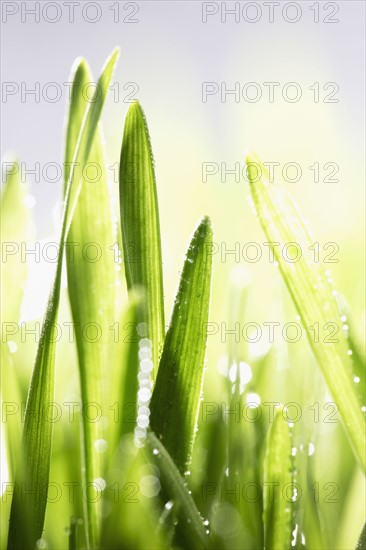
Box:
(150, 217, 213, 474)
(64, 58, 117, 548)
(246, 152, 366, 472)
(1, 159, 33, 324)
(7, 49, 119, 550)
(119, 101, 165, 379)
(263, 406, 293, 550)
(0, 160, 34, 476)
(147, 431, 209, 549)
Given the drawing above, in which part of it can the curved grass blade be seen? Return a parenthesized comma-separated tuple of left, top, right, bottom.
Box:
(263, 406, 293, 550)
(246, 153, 366, 472)
(1, 160, 34, 477)
(150, 217, 213, 474)
(356, 522, 366, 550)
(119, 101, 165, 379)
(7, 48, 119, 550)
(147, 431, 209, 549)
(63, 58, 117, 548)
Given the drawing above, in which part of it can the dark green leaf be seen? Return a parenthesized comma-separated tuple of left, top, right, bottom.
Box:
(150, 217, 213, 474)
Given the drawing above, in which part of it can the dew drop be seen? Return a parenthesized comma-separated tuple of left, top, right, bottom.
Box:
(307, 442, 315, 456)
(140, 359, 153, 374)
(139, 406, 150, 417)
(140, 338, 152, 349)
(246, 392, 261, 406)
(165, 500, 173, 510)
(94, 439, 108, 453)
(140, 475, 160, 497)
(137, 323, 148, 337)
(138, 388, 151, 403)
(137, 415, 149, 428)
(139, 348, 152, 361)
(8, 341, 17, 354)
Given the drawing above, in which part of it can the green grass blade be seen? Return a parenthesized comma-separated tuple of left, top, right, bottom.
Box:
(1, 159, 33, 324)
(7, 49, 119, 550)
(150, 217, 213, 474)
(63, 58, 117, 548)
(356, 522, 366, 550)
(263, 406, 293, 550)
(147, 431, 209, 549)
(119, 101, 165, 379)
(0, 161, 34, 477)
(246, 152, 366, 472)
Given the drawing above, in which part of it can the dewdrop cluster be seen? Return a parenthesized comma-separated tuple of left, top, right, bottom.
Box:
(134, 332, 154, 447)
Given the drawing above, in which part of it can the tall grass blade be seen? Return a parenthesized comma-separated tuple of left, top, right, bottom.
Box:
(147, 431, 209, 549)
(150, 217, 213, 474)
(1, 160, 33, 324)
(7, 48, 119, 550)
(246, 152, 366, 472)
(119, 101, 165, 379)
(63, 58, 117, 548)
(0, 161, 34, 476)
(263, 406, 293, 550)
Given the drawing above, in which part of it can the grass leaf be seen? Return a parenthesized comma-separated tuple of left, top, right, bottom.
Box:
(0, 159, 33, 324)
(7, 49, 119, 550)
(119, 101, 165, 379)
(63, 58, 117, 548)
(263, 406, 293, 550)
(246, 152, 366, 472)
(0, 161, 34, 477)
(147, 431, 209, 549)
(150, 217, 213, 474)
